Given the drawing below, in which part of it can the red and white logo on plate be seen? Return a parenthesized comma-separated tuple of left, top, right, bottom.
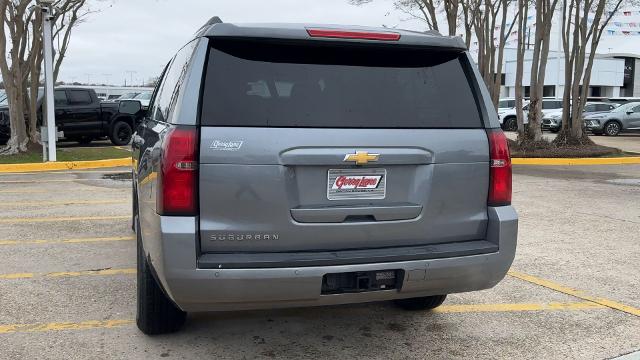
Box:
(332, 175, 382, 190)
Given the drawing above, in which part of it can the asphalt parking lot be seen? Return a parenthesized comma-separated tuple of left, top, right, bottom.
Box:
(0, 162, 639, 359)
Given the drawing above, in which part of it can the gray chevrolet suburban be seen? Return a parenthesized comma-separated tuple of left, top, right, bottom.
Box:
(131, 19, 518, 335)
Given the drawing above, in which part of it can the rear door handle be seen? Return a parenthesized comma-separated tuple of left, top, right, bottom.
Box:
(290, 204, 423, 223)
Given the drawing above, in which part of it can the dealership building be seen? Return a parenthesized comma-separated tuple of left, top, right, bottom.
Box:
(501, 50, 640, 99)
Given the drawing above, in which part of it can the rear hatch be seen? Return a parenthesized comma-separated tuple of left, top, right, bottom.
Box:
(198, 38, 489, 254)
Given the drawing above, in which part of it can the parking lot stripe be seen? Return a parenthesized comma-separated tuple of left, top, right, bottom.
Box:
(0, 236, 134, 246)
(0, 268, 136, 280)
(0, 300, 610, 335)
(0, 273, 34, 280)
(0, 215, 129, 224)
(0, 188, 123, 194)
(0, 200, 127, 207)
(508, 270, 640, 317)
(0, 320, 134, 334)
(434, 301, 605, 313)
(0, 178, 129, 184)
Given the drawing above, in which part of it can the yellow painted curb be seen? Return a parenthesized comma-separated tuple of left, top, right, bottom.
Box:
(0, 158, 131, 173)
(512, 156, 640, 166)
(1, 155, 639, 173)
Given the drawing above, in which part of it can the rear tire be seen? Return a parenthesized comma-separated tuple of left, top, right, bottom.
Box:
(394, 295, 447, 311)
(503, 117, 517, 132)
(110, 121, 133, 146)
(136, 219, 186, 335)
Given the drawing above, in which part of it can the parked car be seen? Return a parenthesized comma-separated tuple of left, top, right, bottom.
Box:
(608, 97, 640, 105)
(0, 87, 142, 146)
(131, 19, 518, 335)
(499, 98, 564, 131)
(128, 91, 152, 108)
(584, 101, 640, 136)
(542, 102, 619, 132)
(498, 98, 516, 111)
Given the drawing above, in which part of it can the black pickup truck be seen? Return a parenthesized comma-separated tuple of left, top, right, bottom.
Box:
(0, 87, 139, 146)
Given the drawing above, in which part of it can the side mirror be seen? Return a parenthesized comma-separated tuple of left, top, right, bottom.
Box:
(119, 100, 142, 115)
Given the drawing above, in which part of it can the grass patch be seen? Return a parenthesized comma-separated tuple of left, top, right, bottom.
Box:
(0, 146, 130, 164)
(508, 139, 623, 158)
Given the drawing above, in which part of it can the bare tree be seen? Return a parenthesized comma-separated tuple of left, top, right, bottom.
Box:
(555, 0, 624, 145)
(0, 0, 33, 154)
(473, 0, 518, 107)
(25, 0, 91, 143)
(349, 0, 449, 34)
(1, 0, 92, 153)
(514, 0, 530, 134)
(523, 0, 560, 143)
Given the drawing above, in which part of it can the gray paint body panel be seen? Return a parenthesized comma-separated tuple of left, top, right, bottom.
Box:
(144, 207, 516, 312)
(198, 128, 490, 253)
(133, 21, 518, 314)
(199, 128, 488, 165)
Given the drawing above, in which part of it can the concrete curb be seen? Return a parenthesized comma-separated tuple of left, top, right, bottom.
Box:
(512, 157, 640, 166)
(1, 156, 639, 173)
(0, 158, 131, 173)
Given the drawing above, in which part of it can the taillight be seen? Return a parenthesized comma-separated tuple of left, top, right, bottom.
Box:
(487, 129, 512, 206)
(306, 28, 401, 41)
(157, 126, 198, 216)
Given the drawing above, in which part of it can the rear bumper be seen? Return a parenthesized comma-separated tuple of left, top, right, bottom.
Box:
(147, 207, 517, 312)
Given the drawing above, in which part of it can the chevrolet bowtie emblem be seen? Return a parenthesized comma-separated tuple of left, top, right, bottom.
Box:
(343, 151, 380, 165)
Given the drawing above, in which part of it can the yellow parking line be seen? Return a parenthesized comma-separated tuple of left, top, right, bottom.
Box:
(0, 320, 133, 334)
(0, 179, 126, 184)
(0, 188, 122, 194)
(434, 301, 605, 313)
(0, 236, 134, 246)
(0, 300, 609, 335)
(0, 268, 136, 280)
(0, 215, 129, 224)
(508, 270, 640, 317)
(0, 200, 127, 207)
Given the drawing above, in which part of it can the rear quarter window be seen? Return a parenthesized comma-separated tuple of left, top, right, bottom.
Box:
(200, 39, 482, 128)
(67, 90, 92, 105)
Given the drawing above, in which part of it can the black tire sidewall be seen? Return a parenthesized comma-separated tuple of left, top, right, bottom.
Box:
(505, 118, 517, 132)
(111, 121, 133, 146)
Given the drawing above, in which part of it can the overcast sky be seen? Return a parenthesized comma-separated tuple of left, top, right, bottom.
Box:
(59, 0, 423, 85)
(58, 0, 640, 86)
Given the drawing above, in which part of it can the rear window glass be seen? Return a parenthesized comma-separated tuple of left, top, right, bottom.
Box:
(200, 40, 482, 128)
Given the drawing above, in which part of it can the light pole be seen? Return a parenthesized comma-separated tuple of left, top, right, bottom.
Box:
(38, 0, 56, 162)
(125, 71, 137, 87)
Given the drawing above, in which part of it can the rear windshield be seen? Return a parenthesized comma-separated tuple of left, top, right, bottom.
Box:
(200, 39, 482, 128)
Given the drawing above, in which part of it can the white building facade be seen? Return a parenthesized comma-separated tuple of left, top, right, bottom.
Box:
(501, 50, 639, 99)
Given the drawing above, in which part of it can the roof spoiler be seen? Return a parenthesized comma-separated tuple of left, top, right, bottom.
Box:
(195, 16, 223, 35)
